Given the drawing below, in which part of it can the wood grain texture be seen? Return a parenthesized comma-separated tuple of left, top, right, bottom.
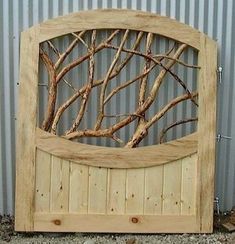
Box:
(38, 9, 201, 49)
(126, 169, 145, 214)
(36, 128, 197, 169)
(69, 163, 88, 213)
(181, 154, 197, 215)
(107, 169, 126, 214)
(35, 149, 51, 212)
(197, 34, 217, 232)
(162, 160, 182, 215)
(88, 167, 108, 214)
(50, 157, 70, 212)
(34, 213, 198, 233)
(144, 166, 163, 214)
(15, 27, 39, 231)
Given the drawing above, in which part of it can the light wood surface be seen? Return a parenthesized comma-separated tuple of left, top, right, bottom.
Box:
(107, 169, 126, 214)
(162, 160, 182, 215)
(197, 34, 217, 232)
(50, 157, 70, 212)
(36, 128, 197, 169)
(15, 27, 39, 231)
(69, 163, 89, 213)
(35, 150, 51, 212)
(181, 154, 197, 215)
(144, 166, 163, 214)
(34, 213, 198, 233)
(15, 9, 217, 233)
(88, 167, 108, 214)
(125, 169, 145, 214)
(38, 9, 201, 50)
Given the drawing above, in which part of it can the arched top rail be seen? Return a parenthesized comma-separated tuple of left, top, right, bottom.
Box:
(36, 128, 197, 169)
(31, 9, 202, 49)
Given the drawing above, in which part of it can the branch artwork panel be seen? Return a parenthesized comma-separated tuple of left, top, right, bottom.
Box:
(39, 29, 199, 147)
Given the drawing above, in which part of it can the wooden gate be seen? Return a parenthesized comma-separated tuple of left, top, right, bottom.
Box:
(15, 9, 217, 233)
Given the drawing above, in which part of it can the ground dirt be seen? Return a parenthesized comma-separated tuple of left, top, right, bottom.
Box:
(0, 215, 235, 244)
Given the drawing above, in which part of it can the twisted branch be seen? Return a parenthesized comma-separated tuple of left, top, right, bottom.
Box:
(159, 117, 198, 144)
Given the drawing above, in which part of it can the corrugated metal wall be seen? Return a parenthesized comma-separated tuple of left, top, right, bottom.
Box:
(0, 0, 234, 214)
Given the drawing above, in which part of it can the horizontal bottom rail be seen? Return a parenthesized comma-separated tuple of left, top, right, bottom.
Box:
(33, 213, 200, 233)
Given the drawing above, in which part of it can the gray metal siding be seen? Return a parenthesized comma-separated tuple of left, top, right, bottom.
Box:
(0, 0, 235, 214)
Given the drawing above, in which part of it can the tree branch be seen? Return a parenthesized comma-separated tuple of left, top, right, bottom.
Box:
(66, 30, 96, 135)
(54, 31, 86, 69)
(51, 31, 145, 133)
(56, 30, 120, 83)
(125, 92, 198, 148)
(159, 117, 198, 143)
(40, 48, 57, 131)
(94, 30, 130, 130)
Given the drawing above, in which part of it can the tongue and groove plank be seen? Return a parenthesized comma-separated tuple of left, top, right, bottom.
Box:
(162, 159, 182, 215)
(69, 163, 89, 213)
(125, 169, 145, 214)
(107, 169, 126, 214)
(181, 154, 197, 215)
(35, 149, 51, 212)
(50, 156, 70, 212)
(88, 167, 108, 214)
(144, 165, 163, 214)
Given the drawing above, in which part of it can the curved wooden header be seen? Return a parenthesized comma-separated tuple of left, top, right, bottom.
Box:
(36, 128, 197, 169)
(32, 9, 201, 49)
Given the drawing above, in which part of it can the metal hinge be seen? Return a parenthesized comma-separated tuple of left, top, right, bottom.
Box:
(217, 66, 223, 84)
(216, 134, 232, 142)
(214, 197, 220, 215)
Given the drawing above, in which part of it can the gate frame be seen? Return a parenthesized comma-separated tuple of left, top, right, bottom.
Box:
(15, 9, 217, 233)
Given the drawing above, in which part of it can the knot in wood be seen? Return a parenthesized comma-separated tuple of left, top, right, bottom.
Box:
(131, 217, 139, 224)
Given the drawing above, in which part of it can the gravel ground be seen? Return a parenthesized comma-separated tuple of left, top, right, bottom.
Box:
(1, 215, 234, 244)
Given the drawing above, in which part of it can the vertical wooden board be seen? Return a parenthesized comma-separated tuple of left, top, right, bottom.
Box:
(162, 160, 182, 215)
(50, 156, 70, 212)
(181, 154, 197, 215)
(69, 162, 89, 213)
(126, 169, 145, 214)
(88, 167, 107, 214)
(197, 35, 217, 232)
(144, 166, 163, 214)
(107, 169, 126, 214)
(35, 149, 51, 212)
(15, 27, 39, 231)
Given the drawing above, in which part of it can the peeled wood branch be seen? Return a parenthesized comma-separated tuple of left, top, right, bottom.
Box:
(56, 30, 120, 83)
(66, 30, 96, 135)
(46, 39, 78, 91)
(40, 48, 57, 131)
(153, 54, 200, 68)
(54, 31, 86, 69)
(105, 43, 200, 69)
(159, 117, 198, 144)
(100, 45, 190, 138)
(94, 29, 130, 130)
(51, 31, 144, 133)
(105, 43, 198, 106)
(47, 41, 61, 57)
(125, 92, 198, 148)
(138, 33, 154, 130)
(104, 64, 156, 105)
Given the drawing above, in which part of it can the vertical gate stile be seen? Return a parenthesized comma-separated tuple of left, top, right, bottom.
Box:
(15, 26, 40, 231)
(197, 34, 217, 232)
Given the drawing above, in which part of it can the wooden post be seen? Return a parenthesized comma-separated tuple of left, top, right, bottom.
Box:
(197, 34, 217, 232)
(15, 27, 39, 231)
